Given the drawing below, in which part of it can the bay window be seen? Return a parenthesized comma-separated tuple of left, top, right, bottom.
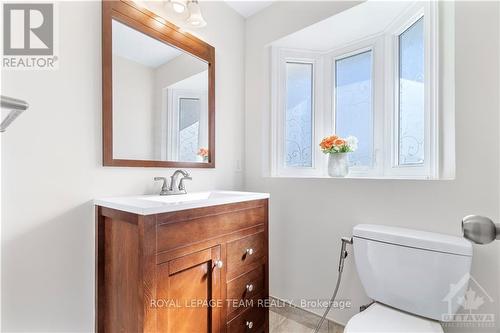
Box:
(270, 2, 440, 179)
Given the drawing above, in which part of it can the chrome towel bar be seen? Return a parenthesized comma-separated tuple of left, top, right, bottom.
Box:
(0, 95, 29, 132)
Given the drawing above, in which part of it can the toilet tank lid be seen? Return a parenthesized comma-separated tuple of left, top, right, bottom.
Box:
(353, 224, 472, 256)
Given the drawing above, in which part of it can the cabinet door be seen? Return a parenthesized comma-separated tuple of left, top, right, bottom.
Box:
(157, 246, 222, 333)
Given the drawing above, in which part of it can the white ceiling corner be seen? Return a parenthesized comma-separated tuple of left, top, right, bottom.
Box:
(225, 1, 274, 18)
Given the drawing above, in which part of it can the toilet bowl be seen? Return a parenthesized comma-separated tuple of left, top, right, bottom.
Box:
(345, 224, 473, 333)
(344, 303, 443, 333)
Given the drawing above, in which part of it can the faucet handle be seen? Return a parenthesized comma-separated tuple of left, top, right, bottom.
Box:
(179, 176, 192, 191)
(154, 176, 167, 183)
(154, 177, 169, 192)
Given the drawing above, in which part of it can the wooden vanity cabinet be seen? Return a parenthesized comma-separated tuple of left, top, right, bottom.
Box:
(96, 199, 269, 333)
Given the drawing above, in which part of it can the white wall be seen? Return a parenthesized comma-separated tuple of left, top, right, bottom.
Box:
(245, 1, 500, 331)
(113, 55, 155, 160)
(0, 1, 245, 331)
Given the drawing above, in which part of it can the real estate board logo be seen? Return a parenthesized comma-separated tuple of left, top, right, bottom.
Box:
(2, 3, 58, 69)
(442, 273, 495, 329)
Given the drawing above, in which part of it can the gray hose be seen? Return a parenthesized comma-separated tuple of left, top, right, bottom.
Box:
(313, 270, 343, 332)
(314, 237, 353, 333)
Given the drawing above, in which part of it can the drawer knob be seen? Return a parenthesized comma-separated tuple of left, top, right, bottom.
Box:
(246, 284, 254, 292)
(246, 320, 253, 329)
(215, 260, 223, 269)
(246, 248, 254, 256)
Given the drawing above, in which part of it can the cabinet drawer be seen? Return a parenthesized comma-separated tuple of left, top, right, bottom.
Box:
(227, 303, 267, 333)
(227, 265, 265, 315)
(227, 232, 265, 274)
(157, 202, 267, 254)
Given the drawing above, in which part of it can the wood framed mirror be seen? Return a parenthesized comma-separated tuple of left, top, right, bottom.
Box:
(102, 0, 215, 168)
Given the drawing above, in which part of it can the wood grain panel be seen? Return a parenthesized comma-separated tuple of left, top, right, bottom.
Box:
(100, 206, 138, 224)
(227, 232, 265, 276)
(157, 225, 264, 265)
(156, 246, 221, 333)
(103, 217, 139, 332)
(95, 207, 105, 333)
(157, 200, 267, 226)
(138, 215, 157, 332)
(157, 207, 266, 253)
(227, 265, 265, 316)
(227, 301, 267, 333)
(168, 248, 212, 275)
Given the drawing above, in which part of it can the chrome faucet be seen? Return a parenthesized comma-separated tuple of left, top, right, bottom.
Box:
(170, 169, 192, 194)
(154, 169, 192, 195)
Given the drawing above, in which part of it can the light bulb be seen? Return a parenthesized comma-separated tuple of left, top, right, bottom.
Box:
(186, 0, 206, 28)
(166, 0, 186, 14)
(172, 2, 185, 13)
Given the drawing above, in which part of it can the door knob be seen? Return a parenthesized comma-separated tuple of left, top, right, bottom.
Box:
(246, 248, 254, 256)
(246, 320, 253, 329)
(462, 215, 500, 244)
(215, 260, 223, 269)
(246, 284, 254, 292)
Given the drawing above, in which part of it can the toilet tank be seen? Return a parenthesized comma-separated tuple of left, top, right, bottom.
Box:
(352, 224, 473, 321)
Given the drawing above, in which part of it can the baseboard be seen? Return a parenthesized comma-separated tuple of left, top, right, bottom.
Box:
(269, 295, 344, 333)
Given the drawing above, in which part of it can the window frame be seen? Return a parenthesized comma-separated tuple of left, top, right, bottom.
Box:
(271, 48, 324, 177)
(163, 88, 208, 161)
(328, 36, 385, 177)
(384, 2, 439, 179)
(269, 2, 439, 179)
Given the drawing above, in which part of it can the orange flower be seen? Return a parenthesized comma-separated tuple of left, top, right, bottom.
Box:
(333, 138, 345, 146)
(320, 134, 357, 154)
(197, 148, 209, 157)
(320, 136, 336, 150)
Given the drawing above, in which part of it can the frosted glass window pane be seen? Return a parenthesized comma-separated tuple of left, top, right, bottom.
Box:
(285, 62, 313, 167)
(179, 98, 200, 162)
(335, 51, 373, 167)
(398, 17, 424, 165)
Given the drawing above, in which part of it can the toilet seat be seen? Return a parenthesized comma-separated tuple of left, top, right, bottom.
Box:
(344, 303, 443, 333)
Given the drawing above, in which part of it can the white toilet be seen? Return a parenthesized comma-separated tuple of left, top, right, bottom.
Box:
(345, 224, 473, 333)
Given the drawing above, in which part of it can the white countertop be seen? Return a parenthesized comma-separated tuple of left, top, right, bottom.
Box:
(94, 191, 269, 215)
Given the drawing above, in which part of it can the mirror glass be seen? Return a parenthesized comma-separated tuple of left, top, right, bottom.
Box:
(112, 19, 209, 163)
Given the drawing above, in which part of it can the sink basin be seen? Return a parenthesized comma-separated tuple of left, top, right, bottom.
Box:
(94, 191, 269, 215)
(141, 191, 250, 204)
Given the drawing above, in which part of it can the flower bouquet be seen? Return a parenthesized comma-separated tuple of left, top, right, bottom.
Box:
(197, 147, 209, 162)
(319, 135, 358, 177)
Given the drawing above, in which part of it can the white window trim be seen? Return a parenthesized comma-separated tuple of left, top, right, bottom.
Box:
(270, 2, 440, 180)
(162, 88, 208, 161)
(384, 2, 439, 179)
(327, 35, 385, 178)
(271, 48, 324, 177)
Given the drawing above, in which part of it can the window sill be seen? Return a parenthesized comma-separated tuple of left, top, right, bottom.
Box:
(267, 174, 453, 181)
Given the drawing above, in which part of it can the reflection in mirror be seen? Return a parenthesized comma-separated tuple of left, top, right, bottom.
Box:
(112, 19, 209, 163)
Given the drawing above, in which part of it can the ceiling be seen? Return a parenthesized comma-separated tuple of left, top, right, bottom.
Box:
(272, 1, 415, 51)
(225, 1, 274, 18)
(112, 19, 183, 68)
